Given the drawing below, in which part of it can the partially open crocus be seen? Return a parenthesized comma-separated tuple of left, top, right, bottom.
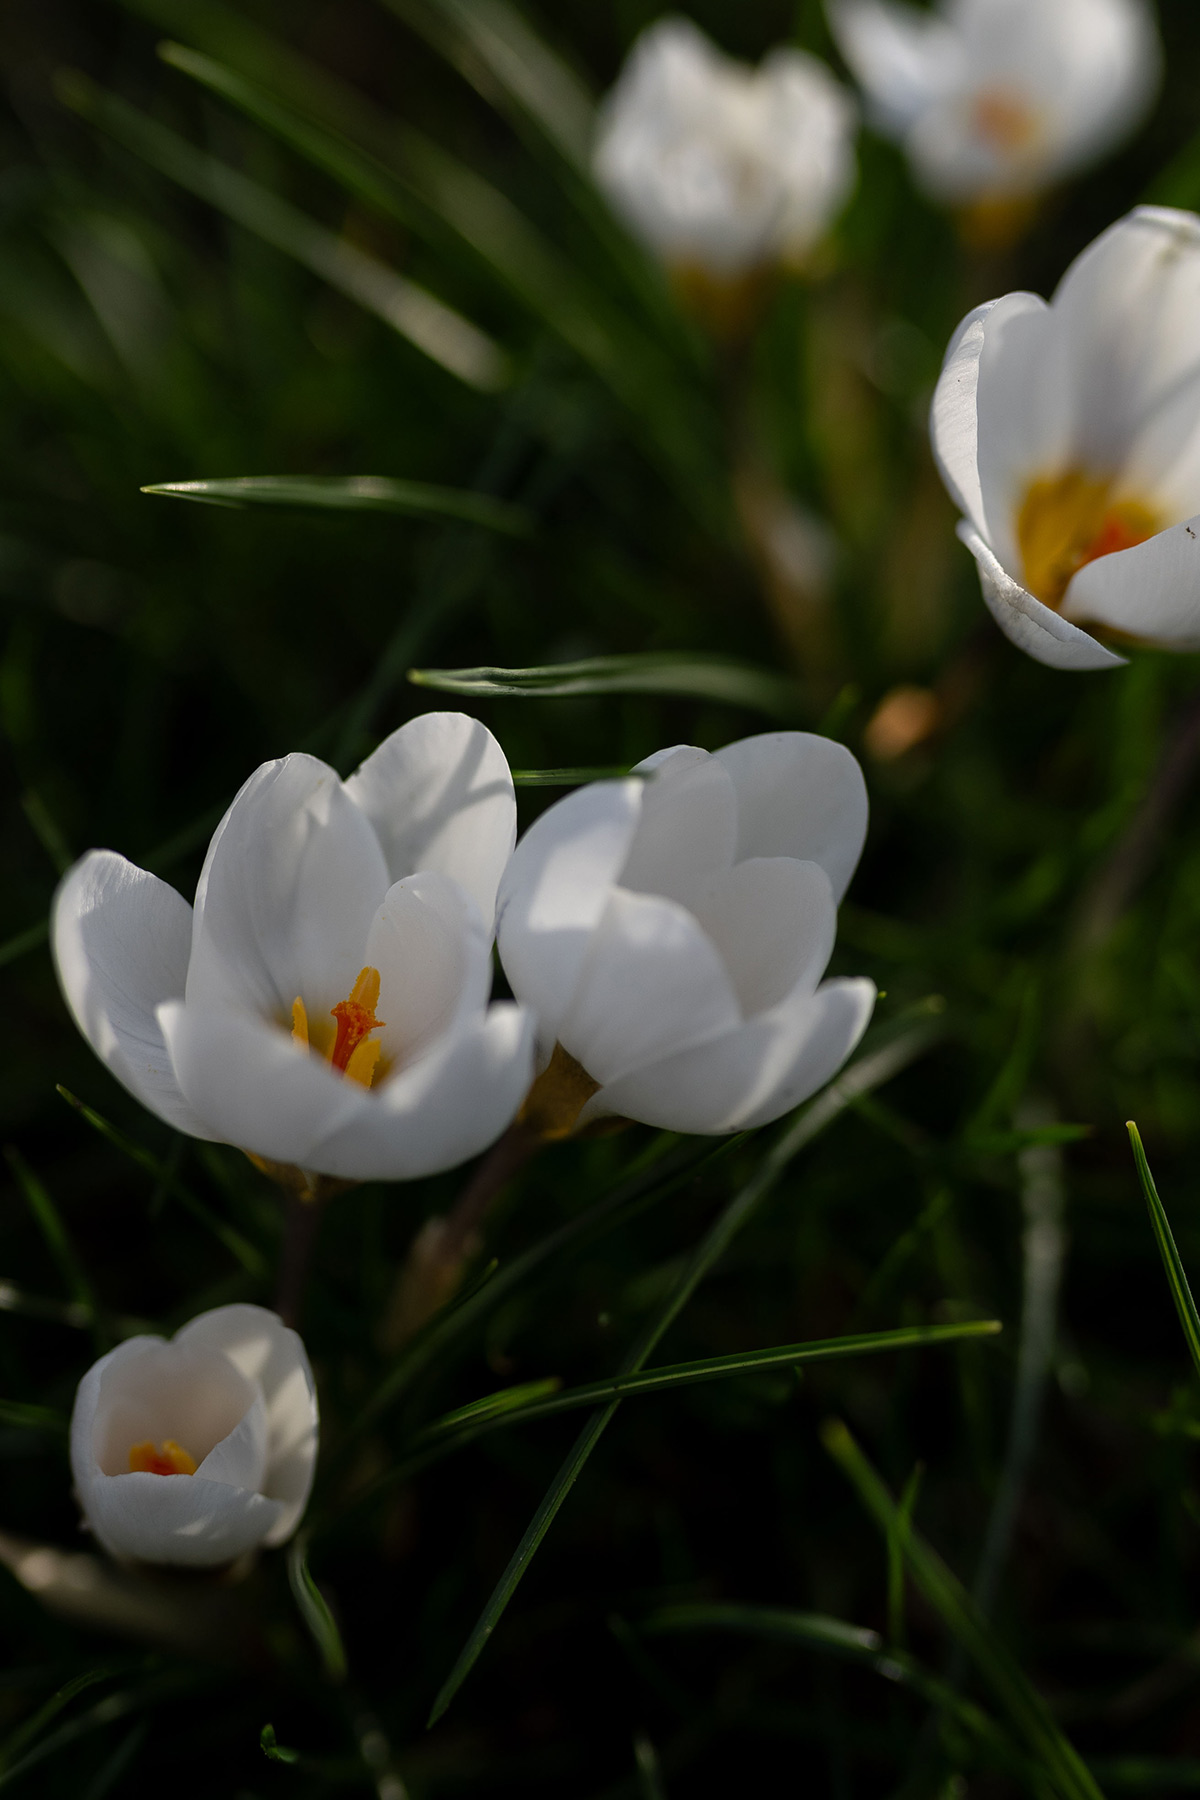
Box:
(593, 16, 856, 318)
(53, 713, 534, 1184)
(828, 0, 1159, 218)
(70, 1304, 317, 1567)
(496, 733, 875, 1137)
(931, 207, 1200, 670)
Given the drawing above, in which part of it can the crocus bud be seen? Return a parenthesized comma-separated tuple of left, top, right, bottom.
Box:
(496, 733, 875, 1137)
(70, 1304, 318, 1568)
(931, 207, 1200, 669)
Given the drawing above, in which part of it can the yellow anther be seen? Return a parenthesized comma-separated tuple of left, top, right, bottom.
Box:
(1017, 471, 1159, 611)
(290, 967, 387, 1089)
(129, 1438, 197, 1476)
(291, 995, 310, 1049)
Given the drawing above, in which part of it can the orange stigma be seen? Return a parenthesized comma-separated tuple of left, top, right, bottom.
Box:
(1017, 471, 1160, 610)
(129, 1438, 197, 1476)
(291, 967, 387, 1088)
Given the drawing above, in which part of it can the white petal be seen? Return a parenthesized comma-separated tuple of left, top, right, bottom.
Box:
(691, 858, 836, 1015)
(344, 713, 516, 932)
(827, 0, 960, 135)
(969, 294, 1071, 574)
(76, 1470, 284, 1568)
(1064, 515, 1200, 650)
(714, 732, 868, 902)
(193, 1393, 269, 1494)
(186, 754, 388, 1023)
(585, 976, 876, 1134)
(51, 851, 213, 1138)
(366, 871, 491, 1069)
(620, 746, 737, 908)
(959, 523, 1126, 670)
(158, 1000, 369, 1168)
(496, 780, 643, 1049)
(175, 1305, 318, 1545)
(558, 888, 741, 1086)
(302, 1003, 536, 1182)
(83, 1338, 260, 1475)
(930, 293, 1045, 543)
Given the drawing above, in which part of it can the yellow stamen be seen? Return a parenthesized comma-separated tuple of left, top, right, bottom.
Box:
(129, 1438, 196, 1476)
(291, 966, 387, 1090)
(291, 995, 309, 1049)
(1017, 471, 1160, 611)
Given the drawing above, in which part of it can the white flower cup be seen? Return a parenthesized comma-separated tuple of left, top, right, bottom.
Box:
(53, 713, 535, 1184)
(828, 0, 1160, 205)
(70, 1304, 317, 1568)
(593, 16, 857, 278)
(496, 733, 876, 1137)
(931, 207, 1200, 670)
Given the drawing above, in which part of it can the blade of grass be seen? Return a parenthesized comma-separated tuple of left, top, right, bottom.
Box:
(286, 1538, 348, 1684)
(512, 766, 631, 786)
(427, 1012, 945, 1724)
(408, 654, 806, 717)
(822, 1419, 1104, 1800)
(4, 1148, 105, 1351)
(141, 475, 531, 534)
(0, 920, 48, 969)
(1128, 1121, 1200, 1379)
(0, 1669, 118, 1776)
(0, 1400, 68, 1435)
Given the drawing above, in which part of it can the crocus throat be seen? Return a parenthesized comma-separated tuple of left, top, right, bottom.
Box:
(129, 1438, 196, 1476)
(970, 88, 1038, 154)
(291, 965, 387, 1089)
(1017, 471, 1160, 611)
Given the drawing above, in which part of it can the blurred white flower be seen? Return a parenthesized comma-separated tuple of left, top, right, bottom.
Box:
(828, 0, 1160, 205)
(71, 1304, 317, 1568)
(931, 207, 1200, 670)
(496, 734, 875, 1136)
(53, 714, 534, 1184)
(593, 17, 857, 280)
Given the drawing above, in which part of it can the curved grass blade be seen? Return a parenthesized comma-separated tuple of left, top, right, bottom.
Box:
(426, 1015, 945, 1725)
(286, 1538, 348, 1684)
(55, 73, 508, 391)
(512, 767, 631, 787)
(822, 1419, 1104, 1800)
(1127, 1121, 1200, 1379)
(4, 1148, 105, 1351)
(409, 654, 806, 718)
(141, 475, 531, 535)
(0, 1400, 68, 1435)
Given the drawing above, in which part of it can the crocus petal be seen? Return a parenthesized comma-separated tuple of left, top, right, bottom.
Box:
(365, 871, 491, 1069)
(960, 523, 1126, 670)
(930, 292, 1045, 545)
(175, 1305, 317, 1545)
(187, 753, 388, 1023)
(1064, 515, 1200, 650)
(51, 851, 213, 1138)
(158, 1000, 369, 1169)
(557, 889, 742, 1086)
(79, 1337, 259, 1477)
(691, 858, 836, 1014)
(76, 1471, 285, 1568)
(714, 732, 868, 901)
(620, 747, 738, 908)
(344, 713, 516, 932)
(585, 975, 876, 1134)
(301, 1003, 535, 1182)
(496, 780, 644, 1049)
(827, 0, 961, 135)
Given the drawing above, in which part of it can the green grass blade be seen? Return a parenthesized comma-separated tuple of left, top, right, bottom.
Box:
(0, 1669, 117, 1776)
(1127, 1121, 1200, 1380)
(4, 1149, 105, 1350)
(55, 73, 508, 391)
(408, 654, 806, 717)
(0, 920, 48, 969)
(512, 767, 631, 786)
(286, 1538, 348, 1684)
(822, 1419, 1104, 1800)
(0, 1399, 68, 1434)
(426, 1017, 945, 1725)
(141, 475, 531, 534)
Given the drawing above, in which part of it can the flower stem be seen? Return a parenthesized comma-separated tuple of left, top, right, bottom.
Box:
(276, 1191, 326, 1329)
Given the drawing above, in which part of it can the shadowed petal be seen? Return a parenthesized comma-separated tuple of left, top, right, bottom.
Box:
(715, 732, 868, 901)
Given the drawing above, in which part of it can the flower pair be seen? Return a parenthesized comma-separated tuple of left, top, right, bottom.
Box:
(54, 717, 876, 1183)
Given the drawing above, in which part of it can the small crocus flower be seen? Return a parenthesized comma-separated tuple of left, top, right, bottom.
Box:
(828, 0, 1160, 210)
(70, 1304, 317, 1567)
(931, 207, 1200, 670)
(496, 733, 875, 1138)
(593, 16, 856, 306)
(53, 714, 535, 1184)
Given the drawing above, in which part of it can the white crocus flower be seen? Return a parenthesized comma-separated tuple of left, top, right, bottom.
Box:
(53, 713, 534, 1184)
(828, 0, 1160, 205)
(593, 17, 857, 280)
(931, 207, 1200, 671)
(70, 1304, 317, 1568)
(496, 733, 875, 1137)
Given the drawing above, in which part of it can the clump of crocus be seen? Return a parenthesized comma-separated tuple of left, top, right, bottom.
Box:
(53, 714, 534, 1187)
(70, 1304, 317, 1568)
(496, 732, 875, 1137)
(593, 17, 856, 330)
(828, 0, 1159, 241)
(931, 206, 1200, 670)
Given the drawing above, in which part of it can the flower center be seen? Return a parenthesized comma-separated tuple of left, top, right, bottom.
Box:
(1016, 471, 1160, 610)
(970, 88, 1038, 155)
(291, 965, 387, 1089)
(129, 1438, 196, 1476)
